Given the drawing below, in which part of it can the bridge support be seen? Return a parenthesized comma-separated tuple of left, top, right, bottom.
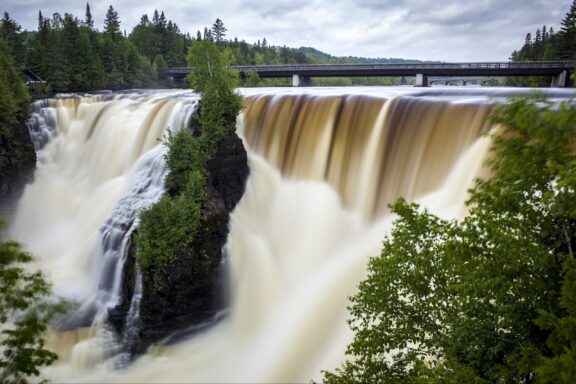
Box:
(292, 74, 311, 87)
(551, 70, 568, 87)
(415, 73, 428, 87)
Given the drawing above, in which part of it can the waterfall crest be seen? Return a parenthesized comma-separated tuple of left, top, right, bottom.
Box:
(11, 88, 547, 382)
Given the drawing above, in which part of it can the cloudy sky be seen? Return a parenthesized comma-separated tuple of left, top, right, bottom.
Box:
(2, 0, 571, 62)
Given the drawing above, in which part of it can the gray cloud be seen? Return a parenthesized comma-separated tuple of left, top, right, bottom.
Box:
(1, 0, 571, 61)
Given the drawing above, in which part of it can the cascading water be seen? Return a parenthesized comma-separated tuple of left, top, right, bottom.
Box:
(9, 87, 576, 382)
(10, 91, 198, 361)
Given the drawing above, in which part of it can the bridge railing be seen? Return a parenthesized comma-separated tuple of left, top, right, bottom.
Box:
(159, 61, 573, 76)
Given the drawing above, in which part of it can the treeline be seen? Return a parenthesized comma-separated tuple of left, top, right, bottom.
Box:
(0, 5, 316, 92)
(0, 4, 414, 91)
(1, 6, 157, 92)
(509, 0, 576, 86)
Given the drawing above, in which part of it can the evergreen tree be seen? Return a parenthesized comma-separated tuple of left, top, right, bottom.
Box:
(203, 27, 212, 41)
(558, 0, 576, 59)
(50, 13, 63, 30)
(0, 12, 25, 65)
(129, 14, 161, 59)
(85, 3, 94, 30)
(104, 5, 121, 39)
(211, 18, 226, 42)
(44, 22, 70, 91)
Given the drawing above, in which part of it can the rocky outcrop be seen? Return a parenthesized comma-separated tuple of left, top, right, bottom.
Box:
(108, 130, 249, 354)
(0, 120, 36, 206)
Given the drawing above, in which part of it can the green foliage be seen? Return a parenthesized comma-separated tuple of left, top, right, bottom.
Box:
(137, 170, 206, 290)
(0, 12, 26, 65)
(508, 1, 576, 86)
(21, 8, 156, 92)
(321, 97, 576, 383)
(137, 38, 242, 291)
(104, 6, 121, 38)
(129, 11, 187, 68)
(188, 39, 243, 142)
(0, 219, 68, 383)
(0, 40, 29, 127)
(0, 39, 35, 199)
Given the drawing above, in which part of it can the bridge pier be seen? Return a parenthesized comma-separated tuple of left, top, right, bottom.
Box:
(415, 73, 428, 87)
(292, 74, 311, 87)
(551, 70, 568, 87)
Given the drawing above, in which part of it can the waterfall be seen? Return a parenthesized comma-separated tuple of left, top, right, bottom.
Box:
(9, 87, 573, 382)
(11, 91, 198, 327)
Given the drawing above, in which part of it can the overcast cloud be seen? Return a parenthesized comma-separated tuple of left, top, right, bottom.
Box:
(2, 0, 571, 61)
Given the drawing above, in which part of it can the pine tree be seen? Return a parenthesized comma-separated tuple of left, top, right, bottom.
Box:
(85, 3, 94, 30)
(558, 0, 576, 59)
(203, 27, 212, 41)
(104, 5, 121, 39)
(0, 12, 25, 65)
(211, 18, 227, 42)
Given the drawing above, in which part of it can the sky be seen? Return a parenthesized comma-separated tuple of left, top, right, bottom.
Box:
(2, 0, 572, 62)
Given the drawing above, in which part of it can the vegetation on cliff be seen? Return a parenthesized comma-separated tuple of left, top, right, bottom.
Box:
(137, 38, 242, 290)
(0, 39, 35, 201)
(321, 97, 576, 383)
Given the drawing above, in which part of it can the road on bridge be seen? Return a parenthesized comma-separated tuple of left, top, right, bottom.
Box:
(159, 61, 574, 87)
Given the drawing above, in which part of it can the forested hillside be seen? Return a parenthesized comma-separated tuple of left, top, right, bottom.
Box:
(0, 5, 420, 91)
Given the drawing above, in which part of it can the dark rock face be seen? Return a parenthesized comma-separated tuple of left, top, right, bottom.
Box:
(109, 131, 249, 354)
(0, 120, 36, 206)
(107, 231, 137, 335)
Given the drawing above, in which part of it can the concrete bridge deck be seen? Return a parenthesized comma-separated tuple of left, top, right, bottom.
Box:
(159, 61, 574, 87)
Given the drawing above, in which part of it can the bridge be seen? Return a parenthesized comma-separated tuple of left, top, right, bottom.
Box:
(160, 61, 573, 88)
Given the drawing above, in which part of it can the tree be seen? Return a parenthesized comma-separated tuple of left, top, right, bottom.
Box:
(104, 5, 121, 39)
(0, 218, 70, 384)
(129, 14, 161, 60)
(137, 38, 242, 295)
(187, 39, 242, 136)
(558, 0, 576, 59)
(211, 18, 226, 43)
(0, 40, 28, 130)
(153, 54, 167, 70)
(0, 12, 25, 65)
(321, 97, 576, 383)
(84, 3, 94, 30)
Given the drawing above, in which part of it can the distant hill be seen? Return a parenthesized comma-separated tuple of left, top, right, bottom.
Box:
(297, 46, 437, 64)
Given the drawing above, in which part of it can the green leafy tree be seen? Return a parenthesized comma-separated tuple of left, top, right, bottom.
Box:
(187, 39, 242, 139)
(138, 38, 242, 290)
(0, 220, 68, 383)
(321, 96, 576, 383)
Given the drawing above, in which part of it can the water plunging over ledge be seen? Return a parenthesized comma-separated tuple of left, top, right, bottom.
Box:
(9, 87, 576, 382)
